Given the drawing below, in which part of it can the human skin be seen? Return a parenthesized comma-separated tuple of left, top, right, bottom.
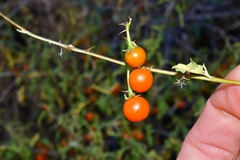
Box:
(177, 65, 240, 160)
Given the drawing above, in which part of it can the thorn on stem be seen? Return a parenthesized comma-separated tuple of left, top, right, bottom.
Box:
(119, 17, 132, 26)
(121, 36, 127, 40)
(86, 46, 95, 51)
(58, 41, 63, 58)
(58, 48, 63, 58)
(177, 80, 186, 89)
(175, 76, 188, 89)
(119, 30, 126, 35)
(128, 17, 132, 23)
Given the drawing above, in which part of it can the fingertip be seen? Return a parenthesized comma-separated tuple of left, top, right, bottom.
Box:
(178, 65, 240, 159)
(210, 65, 240, 119)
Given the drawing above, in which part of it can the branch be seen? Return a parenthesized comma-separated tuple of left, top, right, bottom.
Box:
(0, 12, 125, 66)
(1, 12, 240, 86)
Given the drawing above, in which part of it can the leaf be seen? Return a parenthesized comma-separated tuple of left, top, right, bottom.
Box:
(17, 85, 26, 106)
(30, 133, 40, 147)
(172, 58, 213, 78)
(172, 63, 191, 74)
(71, 102, 88, 117)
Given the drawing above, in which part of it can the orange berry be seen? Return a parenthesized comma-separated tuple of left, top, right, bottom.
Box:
(111, 83, 121, 95)
(60, 140, 67, 147)
(176, 101, 186, 109)
(85, 112, 94, 121)
(84, 133, 91, 142)
(90, 95, 98, 103)
(151, 107, 159, 115)
(35, 154, 49, 160)
(133, 130, 144, 141)
(85, 87, 94, 95)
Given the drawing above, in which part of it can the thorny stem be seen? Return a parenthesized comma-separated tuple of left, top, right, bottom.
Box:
(124, 17, 135, 50)
(123, 17, 137, 98)
(1, 12, 240, 86)
(0, 12, 125, 66)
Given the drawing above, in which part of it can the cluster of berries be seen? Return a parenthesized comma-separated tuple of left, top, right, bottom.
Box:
(123, 46, 153, 122)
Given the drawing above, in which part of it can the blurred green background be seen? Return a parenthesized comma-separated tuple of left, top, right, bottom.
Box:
(0, 0, 240, 159)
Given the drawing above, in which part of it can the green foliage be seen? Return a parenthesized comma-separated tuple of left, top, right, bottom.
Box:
(0, 0, 239, 159)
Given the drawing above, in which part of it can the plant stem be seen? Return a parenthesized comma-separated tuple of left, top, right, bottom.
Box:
(0, 12, 125, 66)
(126, 69, 135, 98)
(149, 68, 177, 76)
(1, 12, 240, 86)
(125, 18, 134, 49)
(185, 74, 240, 85)
(150, 67, 240, 85)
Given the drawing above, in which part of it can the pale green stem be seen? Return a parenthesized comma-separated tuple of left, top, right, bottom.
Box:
(126, 69, 135, 98)
(125, 19, 134, 49)
(186, 75, 240, 85)
(1, 12, 240, 86)
(150, 67, 240, 85)
(0, 12, 125, 66)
